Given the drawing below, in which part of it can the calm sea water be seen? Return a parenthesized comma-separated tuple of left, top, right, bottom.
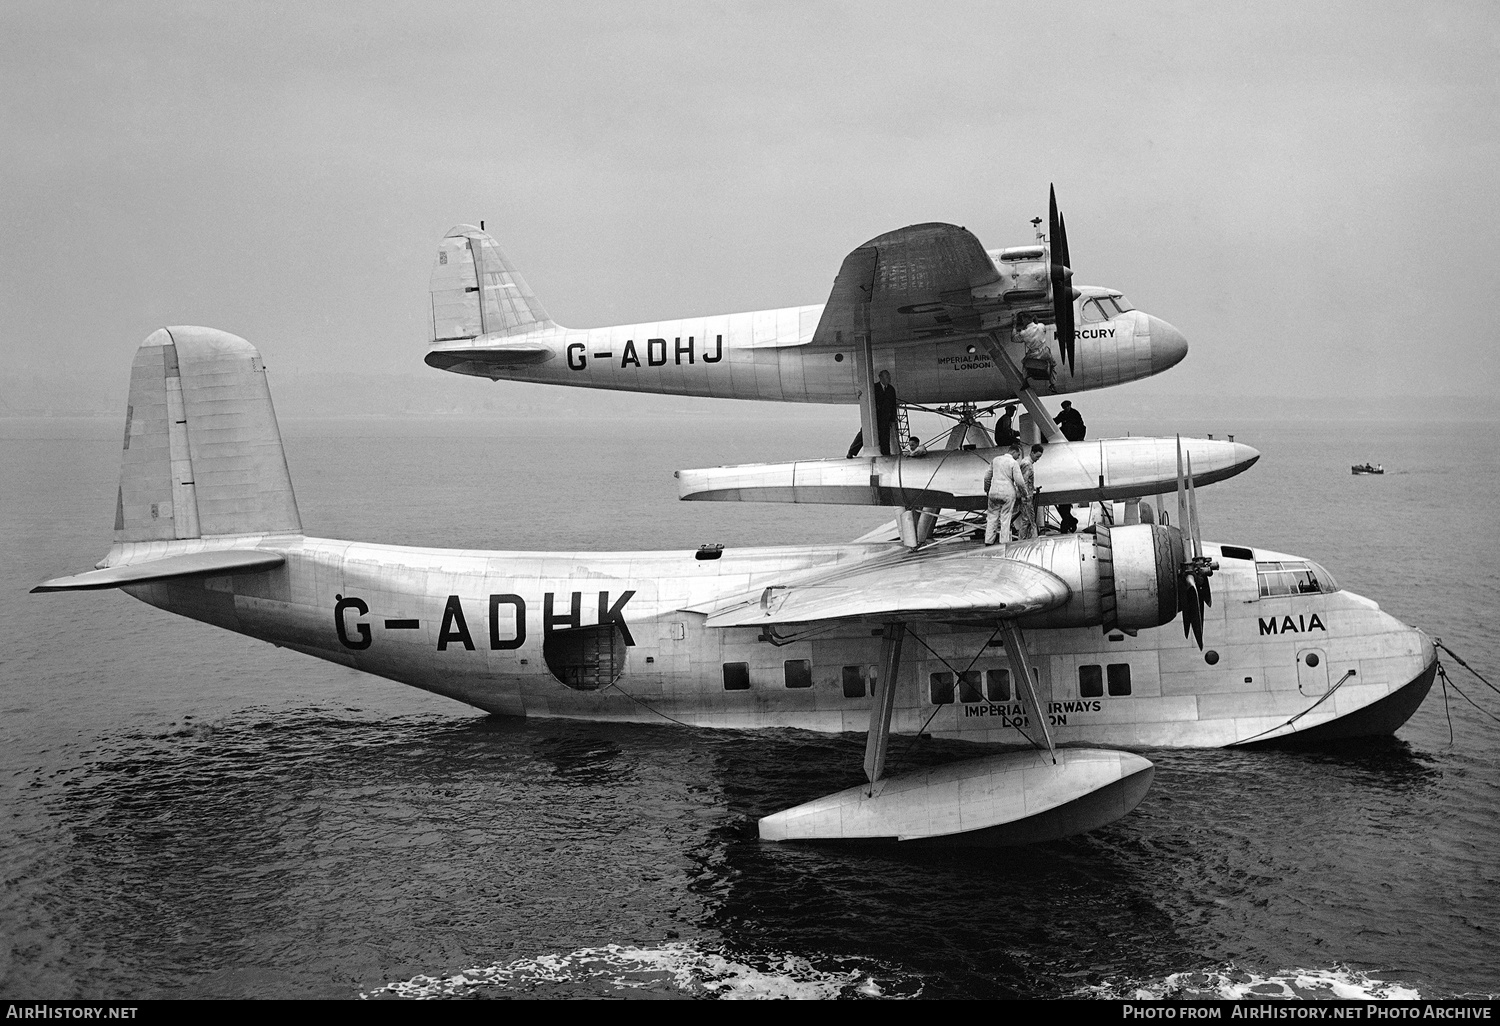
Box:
(3, 408, 1498, 1000)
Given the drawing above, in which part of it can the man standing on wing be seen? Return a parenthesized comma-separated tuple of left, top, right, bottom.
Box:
(983, 442, 1029, 546)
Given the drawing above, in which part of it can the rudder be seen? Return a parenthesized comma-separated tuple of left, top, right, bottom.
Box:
(429, 224, 554, 342)
(117, 327, 301, 541)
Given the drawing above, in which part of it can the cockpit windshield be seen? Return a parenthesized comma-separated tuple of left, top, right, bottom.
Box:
(1256, 560, 1339, 597)
(1079, 293, 1135, 323)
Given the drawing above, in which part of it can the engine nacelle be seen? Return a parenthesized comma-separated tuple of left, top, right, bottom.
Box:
(1096, 523, 1184, 631)
(1011, 523, 1183, 632)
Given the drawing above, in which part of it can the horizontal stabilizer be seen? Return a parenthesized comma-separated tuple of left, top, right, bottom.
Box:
(425, 342, 555, 372)
(759, 749, 1154, 844)
(678, 436, 1259, 509)
(703, 548, 1070, 627)
(32, 549, 284, 592)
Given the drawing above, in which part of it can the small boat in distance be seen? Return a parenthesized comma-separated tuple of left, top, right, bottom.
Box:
(1352, 462, 1385, 475)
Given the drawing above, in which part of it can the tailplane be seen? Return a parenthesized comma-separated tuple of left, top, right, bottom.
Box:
(429, 225, 555, 342)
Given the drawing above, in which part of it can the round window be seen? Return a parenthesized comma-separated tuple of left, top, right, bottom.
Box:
(1304, 652, 1320, 667)
(1204, 650, 1220, 665)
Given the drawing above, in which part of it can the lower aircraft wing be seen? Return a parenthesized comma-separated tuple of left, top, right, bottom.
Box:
(699, 545, 1070, 627)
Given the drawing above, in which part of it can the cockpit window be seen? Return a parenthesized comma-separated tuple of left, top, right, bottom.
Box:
(1080, 298, 1110, 323)
(1080, 295, 1136, 322)
(1256, 560, 1338, 597)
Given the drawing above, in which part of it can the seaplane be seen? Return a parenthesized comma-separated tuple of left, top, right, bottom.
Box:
(34, 327, 1437, 846)
(425, 188, 1260, 547)
(423, 189, 1186, 450)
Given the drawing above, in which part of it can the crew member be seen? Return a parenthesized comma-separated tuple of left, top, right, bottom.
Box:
(993, 404, 1019, 447)
(905, 435, 928, 457)
(1054, 400, 1086, 442)
(1012, 443, 1043, 539)
(874, 370, 899, 456)
(982, 442, 1028, 546)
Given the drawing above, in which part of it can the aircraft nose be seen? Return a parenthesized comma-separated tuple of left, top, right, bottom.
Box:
(1147, 316, 1188, 373)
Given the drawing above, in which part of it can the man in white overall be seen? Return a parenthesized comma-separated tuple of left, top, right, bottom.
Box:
(983, 442, 1029, 546)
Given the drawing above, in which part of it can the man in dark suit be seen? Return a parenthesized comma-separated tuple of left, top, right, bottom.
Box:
(1054, 400, 1086, 442)
(874, 370, 899, 456)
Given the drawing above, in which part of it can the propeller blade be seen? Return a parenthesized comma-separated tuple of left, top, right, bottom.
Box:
(1190, 601, 1205, 649)
(1056, 209, 1071, 278)
(1176, 436, 1188, 537)
(1200, 569, 1213, 609)
(1178, 574, 1196, 640)
(1186, 451, 1203, 560)
(1048, 185, 1076, 373)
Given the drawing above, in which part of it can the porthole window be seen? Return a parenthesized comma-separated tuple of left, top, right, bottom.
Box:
(929, 672, 955, 705)
(784, 659, 813, 689)
(1304, 652, 1320, 668)
(1204, 650, 1220, 665)
(986, 668, 1011, 702)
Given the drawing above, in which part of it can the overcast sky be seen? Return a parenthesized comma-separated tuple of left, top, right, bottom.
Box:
(4, 0, 1497, 404)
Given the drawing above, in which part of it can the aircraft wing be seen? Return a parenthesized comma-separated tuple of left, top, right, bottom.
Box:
(805, 223, 1005, 351)
(701, 545, 1070, 627)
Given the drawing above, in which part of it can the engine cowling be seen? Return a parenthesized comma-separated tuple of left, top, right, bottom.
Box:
(1094, 523, 1184, 631)
(1011, 522, 1183, 631)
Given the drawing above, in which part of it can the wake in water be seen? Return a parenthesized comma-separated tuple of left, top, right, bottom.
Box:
(1079, 964, 1422, 1000)
(363, 942, 923, 1000)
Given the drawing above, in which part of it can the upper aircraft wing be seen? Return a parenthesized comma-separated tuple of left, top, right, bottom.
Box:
(699, 544, 1070, 627)
(804, 223, 1006, 351)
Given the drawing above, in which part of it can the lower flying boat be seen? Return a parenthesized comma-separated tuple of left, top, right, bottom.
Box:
(35, 328, 1437, 845)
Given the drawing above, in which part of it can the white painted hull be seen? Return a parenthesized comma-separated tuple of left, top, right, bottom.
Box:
(115, 534, 1436, 751)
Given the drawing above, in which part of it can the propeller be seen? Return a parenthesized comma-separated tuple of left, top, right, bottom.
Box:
(1048, 185, 1077, 374)
(1174, 437, 1219, 650)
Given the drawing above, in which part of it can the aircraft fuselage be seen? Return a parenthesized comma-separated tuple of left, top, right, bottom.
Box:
(426, 303, 1186, 404)
(120, 534, 1434, 749)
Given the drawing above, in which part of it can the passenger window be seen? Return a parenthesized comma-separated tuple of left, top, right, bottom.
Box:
(1079, 664, 1103, 699)
(784, 659, 812, 689)
(929, 672, 954, 705)
(842, 665, 865, 698)
(958, 671, 983, 704)
(1107, 663, 1132, 696)
(722, 662, 750, 691)
(986, 668, 1011, 702)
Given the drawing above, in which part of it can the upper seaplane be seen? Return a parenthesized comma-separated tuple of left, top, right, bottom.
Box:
(426, 189, 1252, 539)
(423, 190, 1187, 453)
(35, 327, 1437, 846)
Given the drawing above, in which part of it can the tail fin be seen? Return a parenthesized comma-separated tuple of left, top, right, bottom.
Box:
(116, 327, 301, 542)
(429, 224, 555, 342)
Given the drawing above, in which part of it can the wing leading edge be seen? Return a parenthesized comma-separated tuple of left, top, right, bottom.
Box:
(701, 547, 1071, 627)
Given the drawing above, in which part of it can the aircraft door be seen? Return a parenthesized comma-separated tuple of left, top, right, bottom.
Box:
(1296, 647, 1329, 696)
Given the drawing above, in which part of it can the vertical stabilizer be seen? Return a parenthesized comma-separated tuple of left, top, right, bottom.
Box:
(429, 225, 554, 342)
(117, 327, 301, 542)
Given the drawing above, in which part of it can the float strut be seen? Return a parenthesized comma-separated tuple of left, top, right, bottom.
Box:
(863, 621, 904, 785)
(1000, 621, 1056, 763)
